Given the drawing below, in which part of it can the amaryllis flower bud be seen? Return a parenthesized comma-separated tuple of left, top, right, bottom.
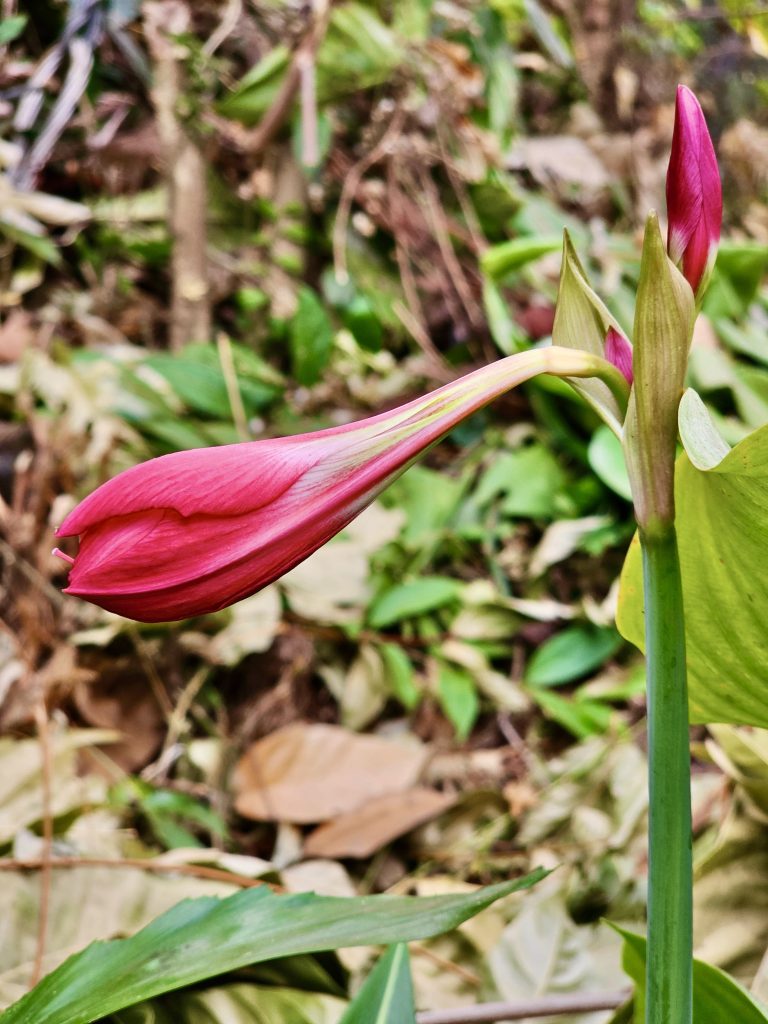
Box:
(604, 327, 633, 386)
(666, 84, 722, 298)
(55, 347, 629, 622)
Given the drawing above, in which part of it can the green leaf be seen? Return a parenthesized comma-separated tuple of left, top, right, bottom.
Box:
(339, 945, 415, 1024)
(483, 279, 528, 355)
(617, 419, 768, 729)
(144, 346, 279, 421)
(317, 4, 405, 100)
(530, 687, 613, 738)
(343, 294, 383, 352)
(437, 663, 479, 741)
(481, 235, 562, 280)
(0, 875, 546, 1024)
(0, 13, 27, 43)
(291, 287, 334, 386)
(380, 644, 421, 710)
(217, 45, 290, 124)
(588, 426, 633, 500)
(622, 213, 694, 533)
(704, 241, 768, 321)
(616, 927, 768, 1022)
(368, 577, 463, 629)
(526, 625, 623, 688)
(475, 445, 566, 520)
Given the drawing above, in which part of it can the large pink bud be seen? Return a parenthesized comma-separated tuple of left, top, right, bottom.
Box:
(666, 85, 722, 299)
(55, 348, 628, 622)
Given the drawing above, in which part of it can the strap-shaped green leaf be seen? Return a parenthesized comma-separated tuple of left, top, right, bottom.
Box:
(0, 872, 545, 1024)
(339, 945, 415, 1024)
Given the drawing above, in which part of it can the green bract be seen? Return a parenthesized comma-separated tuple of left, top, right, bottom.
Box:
(552, 231, 626, 435)
(622, 213, 695, 536)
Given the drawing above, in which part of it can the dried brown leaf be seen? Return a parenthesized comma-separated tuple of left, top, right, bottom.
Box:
(232, 723, 428, 824)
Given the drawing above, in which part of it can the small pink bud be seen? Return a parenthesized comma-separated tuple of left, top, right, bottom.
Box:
(666, 85, 722, 297)
(605, 327, 633, 386)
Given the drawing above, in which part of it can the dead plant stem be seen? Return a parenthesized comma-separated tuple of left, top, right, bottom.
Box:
(29, 700, 53, 989)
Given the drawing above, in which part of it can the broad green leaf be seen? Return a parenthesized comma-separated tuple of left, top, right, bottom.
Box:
(617, 420, 768, 728)
(291, 287, 334, 386)
(703, 241, 768, 321)
(144, 346, 279, 420)
(588, 426, 632, 500)
(526, 625, 623, 688)
(0, 875, 545, 1024)
(339, 945, 415, 1024)
(437, 663, 480, 741)
(475, 445, 566, 520)
(551, 231, 624, 434)
(368, 577, 462, 629)
(622, 213, 694, 532)
(616, 927, 768, 1022)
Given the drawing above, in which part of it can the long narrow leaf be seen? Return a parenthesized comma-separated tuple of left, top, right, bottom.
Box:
(339, 945, 415, 1024)
(0, 872, 545, 1024)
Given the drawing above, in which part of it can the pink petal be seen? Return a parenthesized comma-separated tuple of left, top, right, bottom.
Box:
(604, 327, 633, 386)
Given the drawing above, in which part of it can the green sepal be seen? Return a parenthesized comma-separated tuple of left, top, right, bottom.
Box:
(622, 213, 694, 536)
(552, 230, 625, 435)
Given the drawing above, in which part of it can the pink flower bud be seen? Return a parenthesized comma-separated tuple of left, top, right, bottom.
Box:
(604, 327, 633, 386)
(666, 85, 722, 297)
(56, 347, 626, 622)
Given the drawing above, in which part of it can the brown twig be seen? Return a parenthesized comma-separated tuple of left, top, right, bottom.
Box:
(29, 700, 54, 989)
(333, 107, 407, 285)
(436, 124, 487, 256)
(388, 156, 453, 382)
(418, 164, 484, 328)
(216, 3, 332, 157)
(415, 990, 630, 1024)
(0, 856, 276, 891)
(145, 1, 210, 351)
(410, 943, 482, 986)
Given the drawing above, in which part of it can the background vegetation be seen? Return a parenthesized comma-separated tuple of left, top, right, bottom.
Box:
(1, 0, 768, 1019)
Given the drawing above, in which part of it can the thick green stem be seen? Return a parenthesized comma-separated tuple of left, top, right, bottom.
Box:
(641, 527, 692, 1024)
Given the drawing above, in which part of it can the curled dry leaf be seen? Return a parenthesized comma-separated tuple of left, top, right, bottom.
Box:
(232, 723, 428, 824)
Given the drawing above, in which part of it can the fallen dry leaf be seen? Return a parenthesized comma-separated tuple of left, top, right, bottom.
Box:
(232, 723, 428, 824)
(304, 787, 457, 859)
